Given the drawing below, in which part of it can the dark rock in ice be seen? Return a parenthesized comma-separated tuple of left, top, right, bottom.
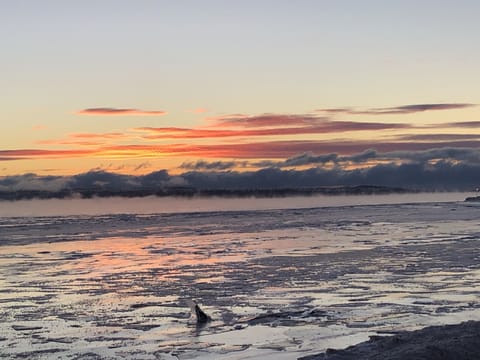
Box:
(189, 300, 211, 325)
(15, 348, 64, 357)
(129, 301, 163, 309)
(246, 308, 326, 326)
(194, 304, 211, 324)
(123, 323, 160, 331)
(70, 352, 103, 360)
(43, 337, 75, 344)
(298, 321, 480, 360)
(12, 324, 43, 331)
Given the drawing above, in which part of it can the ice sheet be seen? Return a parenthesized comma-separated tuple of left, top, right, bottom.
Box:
(0, 197, 479, 359)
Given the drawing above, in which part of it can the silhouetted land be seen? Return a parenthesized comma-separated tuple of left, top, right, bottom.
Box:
(0, 185, 412, 201)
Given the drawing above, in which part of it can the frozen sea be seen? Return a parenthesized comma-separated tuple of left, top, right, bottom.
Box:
(1, 193, 480, 359)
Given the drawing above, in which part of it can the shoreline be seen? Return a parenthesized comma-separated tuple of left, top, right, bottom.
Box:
(299, 320, 480, 360)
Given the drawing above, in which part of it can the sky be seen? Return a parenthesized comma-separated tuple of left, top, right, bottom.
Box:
(2, 1, 480, 191)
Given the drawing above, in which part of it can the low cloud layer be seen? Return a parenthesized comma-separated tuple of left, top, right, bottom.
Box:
(179, 162, 480, 191)
(2, 148, 480, 194)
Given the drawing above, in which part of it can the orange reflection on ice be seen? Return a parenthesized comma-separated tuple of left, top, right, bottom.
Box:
(7, 234, 247, 281)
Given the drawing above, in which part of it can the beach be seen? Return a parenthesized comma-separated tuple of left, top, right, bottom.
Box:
(1, 194, 479, 359)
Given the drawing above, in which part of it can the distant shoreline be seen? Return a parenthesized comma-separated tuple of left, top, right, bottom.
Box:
(0, 185, 414, 201)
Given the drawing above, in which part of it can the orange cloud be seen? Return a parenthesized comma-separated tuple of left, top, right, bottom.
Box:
(77, 107, 167, 116)
(3, 138, 480, 163)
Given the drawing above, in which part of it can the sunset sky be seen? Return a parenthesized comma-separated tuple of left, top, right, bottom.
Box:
(2, 1, 480, 190)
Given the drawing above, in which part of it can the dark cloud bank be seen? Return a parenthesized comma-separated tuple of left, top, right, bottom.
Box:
(2, 149, 480, 200)
(177, 161, 480, 192)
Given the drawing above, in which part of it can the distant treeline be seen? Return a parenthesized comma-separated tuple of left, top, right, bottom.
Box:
(0, 185, 412, 201)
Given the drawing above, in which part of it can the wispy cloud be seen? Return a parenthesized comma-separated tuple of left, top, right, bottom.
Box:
(117, 140, 480, 159)
(396, 134, 480, 141)
(133, 162, 152, 172)
(440, 121, 480, 128)
(77, 107, 167, 116)
(0, 148, 98, 160)
(208, 113, 319, 127)
(0, 157, 23, 161)
(136, 119, 410, 140)
(70, 132, 127, 139)
(376, 103, 476, 114)
(318, 103, 476, 116)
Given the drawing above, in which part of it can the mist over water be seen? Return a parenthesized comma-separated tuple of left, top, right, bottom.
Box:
(0, 192, 474, 217)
